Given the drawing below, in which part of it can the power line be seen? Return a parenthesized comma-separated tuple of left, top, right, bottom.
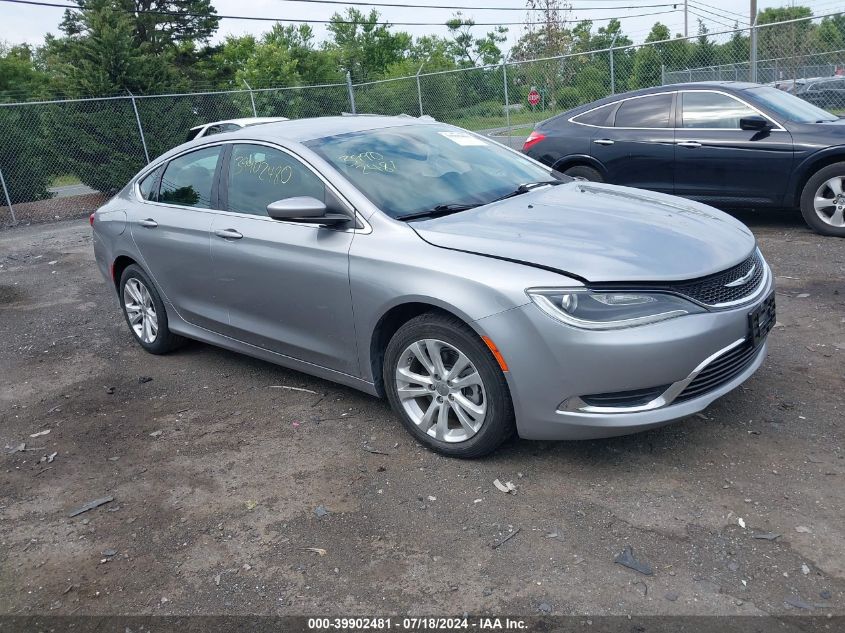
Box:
(688, 8, 737, 30)
(277, 0, 678, 11)
(688, 2, 744, 24)
(691, 0, 747, 20)
(688, 5, 740, 28)
(0, 0, 680, 25)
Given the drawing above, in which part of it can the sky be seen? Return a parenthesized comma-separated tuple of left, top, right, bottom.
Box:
(0, 0, 842, 52)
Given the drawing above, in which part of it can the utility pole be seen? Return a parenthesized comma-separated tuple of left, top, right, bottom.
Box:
(750, 0, 758, 82)
(684, 0, 688, 37)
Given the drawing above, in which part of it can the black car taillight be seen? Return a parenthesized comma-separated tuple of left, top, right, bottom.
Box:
(523, 130, 546, 151)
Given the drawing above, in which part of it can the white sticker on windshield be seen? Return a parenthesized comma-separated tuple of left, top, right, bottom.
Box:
(438, 131, 488, 146)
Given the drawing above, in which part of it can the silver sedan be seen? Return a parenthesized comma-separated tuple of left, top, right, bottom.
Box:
(92, 116, 775, 457)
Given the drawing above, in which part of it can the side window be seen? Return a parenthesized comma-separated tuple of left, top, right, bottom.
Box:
(614, 94, 673, 128)
(226, 144, 325, 216)
(159, 146, 221, 208)
(204, 123, 239, 137)
(681, 92, 757, 129)
(137, 166, 163, 201)
(572, 103, 618, 127)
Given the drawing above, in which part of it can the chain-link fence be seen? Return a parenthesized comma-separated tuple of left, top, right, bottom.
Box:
(2, 11, 844, 225)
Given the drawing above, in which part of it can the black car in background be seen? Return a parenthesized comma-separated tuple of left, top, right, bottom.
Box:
(791, 76, 845, 111)
(522, 81, 845, 236)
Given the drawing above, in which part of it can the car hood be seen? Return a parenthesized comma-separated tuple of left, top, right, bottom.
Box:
(410, 182, 756, 283)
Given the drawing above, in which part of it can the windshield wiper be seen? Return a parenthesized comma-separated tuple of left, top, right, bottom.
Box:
(489, 179, 565, 203)
(398, 203, 480, 222)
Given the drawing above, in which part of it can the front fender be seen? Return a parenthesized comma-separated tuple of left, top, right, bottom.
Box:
(786, 145, 845, 207)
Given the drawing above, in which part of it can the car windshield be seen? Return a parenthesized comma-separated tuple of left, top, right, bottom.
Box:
(745, 85, 838, 123)
(304, 123, 560, 219)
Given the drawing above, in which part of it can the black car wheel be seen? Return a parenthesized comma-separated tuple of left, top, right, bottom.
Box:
(383, 312, 515, 458)
(562, 165, 603, 182)
(800, 162, 845, 237)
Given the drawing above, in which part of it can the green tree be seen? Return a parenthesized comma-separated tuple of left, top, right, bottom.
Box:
(60, 0, 218, 52)
(327, 9, 412, 82)
(446, 14, 507, 67)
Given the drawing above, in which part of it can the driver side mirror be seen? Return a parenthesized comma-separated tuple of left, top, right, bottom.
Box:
(739, 115, 772, 131)
(266, 197, 350, 226)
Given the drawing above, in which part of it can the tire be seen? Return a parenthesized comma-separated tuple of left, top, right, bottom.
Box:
(383, 312, 515, 458)
(799, 162, 845, 237)
(118, 264, 183, 354)
(562, 164, 603, 182)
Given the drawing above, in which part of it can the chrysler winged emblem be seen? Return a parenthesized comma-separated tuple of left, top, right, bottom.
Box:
(724, 264, 756, 288)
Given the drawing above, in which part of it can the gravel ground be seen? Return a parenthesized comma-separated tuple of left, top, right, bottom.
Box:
(0, 211, 843, 618)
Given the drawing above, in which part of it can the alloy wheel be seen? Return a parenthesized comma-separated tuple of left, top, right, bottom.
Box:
(123, 278, 158, 344)
(395, 338, 487, 443)
(813, 176, 845, 227)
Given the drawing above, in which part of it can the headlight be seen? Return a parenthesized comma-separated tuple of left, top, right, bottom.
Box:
(526, 288, 706, 330)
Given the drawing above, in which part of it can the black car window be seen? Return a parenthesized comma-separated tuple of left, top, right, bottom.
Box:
(137, 166, 163, 201)
(205, 123, 240, 137)
(159, 146, 221, 208)
(614, 94, 673, 128)
(226, 144, 325, 216)
(681, 92, 757, 129)
(572, 103, 617, 127)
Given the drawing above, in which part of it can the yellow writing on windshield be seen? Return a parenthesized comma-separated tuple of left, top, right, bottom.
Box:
(339, 151, 396, 174)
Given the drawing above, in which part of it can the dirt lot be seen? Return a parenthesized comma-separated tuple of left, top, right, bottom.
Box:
(0, 212, 843, 619)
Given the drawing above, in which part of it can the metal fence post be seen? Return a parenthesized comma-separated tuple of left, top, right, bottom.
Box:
(609, 34, 618, 95)
(661, 64, 666, 85)
(750, 22, 759, 83)
(502, 57, 511, 145)
(242, 79, 258, 117)
(346, 72, 356, 114)
(0, 166, 15, 225)
(416, 63, 425, 117)
(127, 92, 150, 165)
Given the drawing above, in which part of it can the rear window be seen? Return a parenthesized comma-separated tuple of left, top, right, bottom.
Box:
(614, 93, 673, 128)
(137, 166, 162, 201)
(572, 103, 617, 127)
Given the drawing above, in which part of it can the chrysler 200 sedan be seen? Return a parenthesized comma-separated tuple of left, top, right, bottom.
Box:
(92, 116, 775, 457)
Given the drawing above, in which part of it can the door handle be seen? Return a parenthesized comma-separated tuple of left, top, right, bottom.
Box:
(677, 141, 702, 148)
(593, 139, 615, 146)
(214, 228, 243, 240)
(139, 218, 158, 228)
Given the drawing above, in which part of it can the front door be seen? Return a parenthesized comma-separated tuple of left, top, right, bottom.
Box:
(589, 92, 676, 194)
(210, 143, 358, 375)
(672, 90, 794, 207)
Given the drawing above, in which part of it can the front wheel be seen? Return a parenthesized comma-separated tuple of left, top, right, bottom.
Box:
(383, 313, 515, 458)
(799, 162, 845, 237)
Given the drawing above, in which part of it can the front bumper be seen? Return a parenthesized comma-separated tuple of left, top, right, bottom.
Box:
(475, 275, 773, 440)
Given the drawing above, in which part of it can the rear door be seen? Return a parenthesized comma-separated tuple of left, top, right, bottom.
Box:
(672, 90, 793, 207)
(588, 92, 676, 194)
(209, 142, 358, 374)
(129, 145, 226, 331)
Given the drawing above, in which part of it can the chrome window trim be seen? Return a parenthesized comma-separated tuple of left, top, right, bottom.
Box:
(132, 139, 371, 234)
(558, 337, 751, 414)
(569, 89, 786, 132)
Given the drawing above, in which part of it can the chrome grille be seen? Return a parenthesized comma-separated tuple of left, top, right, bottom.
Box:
(668, 250, 765, 306)
(675, 340, 763, 403)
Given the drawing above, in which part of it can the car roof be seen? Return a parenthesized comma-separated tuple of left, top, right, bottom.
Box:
(188, 117, 288, 132)
(210, 114, 434, 143)
(559, 81, 764, 117)
(164, 115, 437, 164)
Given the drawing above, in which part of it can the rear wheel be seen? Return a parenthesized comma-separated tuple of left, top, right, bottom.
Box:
(799, 162, 845, 237)
(119, 264, 183, 354)
(383, 313, 515, 458)
(562, 164, 603, 182)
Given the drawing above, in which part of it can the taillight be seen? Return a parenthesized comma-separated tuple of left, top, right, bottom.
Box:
(89, 213, 95, 227)
(523, 130, 546, 151)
